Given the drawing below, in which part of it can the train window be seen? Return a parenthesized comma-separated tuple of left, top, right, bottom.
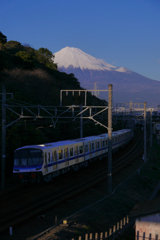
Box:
(106, 140, 108, 146)
(14, 158, 19, 166)
(48, 152, 50, 162)
(70, 148, 73, 156)
(58, 150, 63, 160)
(98, 142, 100, 148)
(92, 143, 94, 150)
(18, 149, 28, 166)
(21, 158, 27, 166)
(14, 149, 43, 166)
(85, 145, 88, 152)
(14, 150, 27, 166)
(79, 146, 83, 154)
(28, 149, 43, 166)
(103, 140, 105, 147)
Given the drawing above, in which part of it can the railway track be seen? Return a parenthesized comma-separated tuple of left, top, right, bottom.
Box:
(0, 131, 143, 234)
(113, 132, 143, 171)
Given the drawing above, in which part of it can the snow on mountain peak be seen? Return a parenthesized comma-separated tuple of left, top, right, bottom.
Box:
(115, 67, 131, 73)
(54, 47, 117, 71)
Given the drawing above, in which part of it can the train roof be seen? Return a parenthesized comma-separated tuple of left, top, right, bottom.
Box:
(15, 139, 82, 151)
(15, 129, 131, 151)
(116, 129, 131, 134)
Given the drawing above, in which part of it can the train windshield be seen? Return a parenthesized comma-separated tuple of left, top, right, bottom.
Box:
(14, 148, 43, 166)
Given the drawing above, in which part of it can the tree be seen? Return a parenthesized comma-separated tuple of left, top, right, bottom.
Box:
(14, 51, 34, 69)
(4, 41, 24, 55)
(38, 48, 52, 59)
(5, 40, 22, 49)
(15, 51, 33, 62)
(0, 31, 7, 44)
(35, 47, 57, 70)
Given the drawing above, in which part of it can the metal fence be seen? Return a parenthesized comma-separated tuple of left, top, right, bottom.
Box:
(70, 215, 130, 240)
(70, 230, 160, 240)
(136, 231, 159, 240)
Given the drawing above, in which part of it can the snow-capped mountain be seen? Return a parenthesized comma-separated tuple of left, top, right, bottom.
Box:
(54, 47, 160, 106)
(54, 47, 130, 73)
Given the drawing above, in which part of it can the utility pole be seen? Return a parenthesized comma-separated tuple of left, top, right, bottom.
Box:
(144, 102, 147, 162)
(150, 108, 152, 147)
(130, 100, 133, 112)
(1, 83, 6, 189)
(94, 82, 99, 97)
(108, 84, 113, 193)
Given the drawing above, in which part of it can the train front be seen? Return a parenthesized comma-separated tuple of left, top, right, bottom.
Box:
(13, 147, 43, 183)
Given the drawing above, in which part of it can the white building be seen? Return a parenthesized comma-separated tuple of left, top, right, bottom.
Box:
(130, 197, 160, 239)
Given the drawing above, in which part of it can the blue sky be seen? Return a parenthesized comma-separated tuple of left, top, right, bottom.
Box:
(1, 0, 160, 81)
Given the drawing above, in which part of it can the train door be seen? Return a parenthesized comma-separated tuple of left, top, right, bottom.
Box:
(102, 140, 105, 153)
(75, 145, 79, 163)
(106, 139, 108, 150)
(101, 140, 103, 154)
(84, 144, 89, 161)
(95, 141, 97, 155)
(65, 148, 69, 166)
(89, 142, 92, 158)
(79, 145, 84, 162)
(53, 149, 57, 170)
(97, 141, 100, 155)
(45, 152, 48, 173)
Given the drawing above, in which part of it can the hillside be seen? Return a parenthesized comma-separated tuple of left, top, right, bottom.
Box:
(0, 33, 107, 107)
(0, 32, 109, 178)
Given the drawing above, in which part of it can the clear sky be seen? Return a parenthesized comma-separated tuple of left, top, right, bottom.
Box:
(1, 0, 160, 81)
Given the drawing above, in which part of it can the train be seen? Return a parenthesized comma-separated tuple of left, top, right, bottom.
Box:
(13, 129, 133, 183)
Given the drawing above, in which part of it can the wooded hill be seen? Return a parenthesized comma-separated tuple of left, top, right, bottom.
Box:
(0, 32, 110, 178)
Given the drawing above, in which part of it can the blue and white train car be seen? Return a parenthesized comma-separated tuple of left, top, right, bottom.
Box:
(13, 129, 133, 183)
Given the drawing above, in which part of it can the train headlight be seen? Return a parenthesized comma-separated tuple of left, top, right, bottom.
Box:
(31, 173, 36, 178)
(19, 174, 23, 179)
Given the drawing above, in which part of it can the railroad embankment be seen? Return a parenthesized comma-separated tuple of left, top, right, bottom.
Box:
(1, 136, 160, 240)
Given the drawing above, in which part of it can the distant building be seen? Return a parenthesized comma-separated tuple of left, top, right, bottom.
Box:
(130, 197, 160, 239)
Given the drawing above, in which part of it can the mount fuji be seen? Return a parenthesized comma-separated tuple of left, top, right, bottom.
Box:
(54, 47, 160, 106)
